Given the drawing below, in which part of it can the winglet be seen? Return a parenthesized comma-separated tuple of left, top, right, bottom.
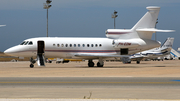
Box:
(0, 25, 6, 27)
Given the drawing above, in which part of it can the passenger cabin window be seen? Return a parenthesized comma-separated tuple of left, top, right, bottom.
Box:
(61, 44, 64, 47)
(57, 44, 60, 47)
(99, 44, 102, 47)
(78, 44, 80, 47)
(65, 44, 68, 47)
(74, 44, 76, 47)
(91, 44, 94, 47)
(82, 44, 85, 47)
(70, 44, 72, 47)
(87, 44, 89, 47)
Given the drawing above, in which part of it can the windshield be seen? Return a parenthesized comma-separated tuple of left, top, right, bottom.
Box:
(20, 41, 33, 45)
(20, 41, 26, 45)
(24, 41, 29, 45)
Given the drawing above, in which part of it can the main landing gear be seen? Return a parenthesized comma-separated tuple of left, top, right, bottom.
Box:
(136, 60, 140, 64)
(88, 59, 104, 67)
(88, 60, 94, 67)
(30, 57, 36, 68)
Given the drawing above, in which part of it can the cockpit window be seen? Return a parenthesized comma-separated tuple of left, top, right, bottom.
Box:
(24, 41, 29, 45)
(28, 41, 33, 45)
(20, 41, 26, 45)
(20, 41, 33, 45)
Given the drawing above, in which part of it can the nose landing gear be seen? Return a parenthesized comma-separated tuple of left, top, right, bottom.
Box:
(30, 57, 36, 68)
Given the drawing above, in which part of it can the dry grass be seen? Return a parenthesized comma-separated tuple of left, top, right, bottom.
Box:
(0, 52, 29, 61)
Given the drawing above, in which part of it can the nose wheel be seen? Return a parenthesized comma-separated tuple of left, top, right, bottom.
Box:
(30, 64, 34, 68)
(30, 57, 36, 68)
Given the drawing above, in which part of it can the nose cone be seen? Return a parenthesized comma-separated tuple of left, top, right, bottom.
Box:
(4, 45, 20, 56)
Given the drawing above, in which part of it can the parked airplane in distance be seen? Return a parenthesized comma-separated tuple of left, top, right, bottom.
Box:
(4, 6, 174, 68)
(130, 37, 174, 64)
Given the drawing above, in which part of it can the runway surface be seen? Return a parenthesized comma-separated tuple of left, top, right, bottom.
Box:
(0, 77, 180, 99)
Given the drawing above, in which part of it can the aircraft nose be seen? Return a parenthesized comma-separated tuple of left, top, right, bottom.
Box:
(4, 48, 14, 55)
(4, 49, 9, 54)
(4, 46, 20, 56)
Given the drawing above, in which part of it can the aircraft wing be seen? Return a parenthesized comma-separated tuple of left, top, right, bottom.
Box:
(130, 55, 147, 61)
(74, 53, 129, 58)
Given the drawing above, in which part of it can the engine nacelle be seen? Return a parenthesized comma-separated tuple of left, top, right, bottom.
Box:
(106, 29, 132, 39)
(112, 39, 140, 48)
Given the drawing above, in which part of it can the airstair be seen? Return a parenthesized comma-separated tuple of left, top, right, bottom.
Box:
(170, 48, 180, 60)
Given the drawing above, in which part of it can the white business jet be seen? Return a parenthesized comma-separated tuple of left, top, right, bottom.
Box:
(130, 37, 174, 63)
(4, 6, 174, 68)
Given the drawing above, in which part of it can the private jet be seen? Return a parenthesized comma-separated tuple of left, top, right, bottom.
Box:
(4, 6, 174, 68)
(130, 37, 174, 63)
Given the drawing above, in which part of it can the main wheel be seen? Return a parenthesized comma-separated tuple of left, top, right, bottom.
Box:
(97, 62, 103, 67)
(88, 62, 94, 67)
(136, 61, 140, 64)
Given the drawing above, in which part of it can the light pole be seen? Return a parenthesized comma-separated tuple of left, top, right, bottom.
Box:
(112, 10, 118, 29)
(155, 19, 158, 41)
(43, 0, 52, 37)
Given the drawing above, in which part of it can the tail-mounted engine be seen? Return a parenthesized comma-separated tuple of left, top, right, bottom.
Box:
(112, 39, 140, 48)
(106, 29, 132, 39)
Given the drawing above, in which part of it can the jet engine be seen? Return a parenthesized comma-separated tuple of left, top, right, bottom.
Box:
(112, 39, 140, 48)
(105, 29, 132, 39)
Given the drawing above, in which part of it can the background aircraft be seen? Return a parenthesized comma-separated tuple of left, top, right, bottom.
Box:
(130, 37, 174, 64)
(4, 6, 174, 68)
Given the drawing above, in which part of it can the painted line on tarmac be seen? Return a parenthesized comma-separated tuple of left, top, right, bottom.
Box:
(172, 80, 180, 82)
(0, 99, 180, 101)
(0, 81, 180, 84)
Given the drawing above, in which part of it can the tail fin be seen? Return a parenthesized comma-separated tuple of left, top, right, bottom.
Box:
(132, 6, 160, 30)
(161, 37, 174, 48)
(106, 6, 174, 39)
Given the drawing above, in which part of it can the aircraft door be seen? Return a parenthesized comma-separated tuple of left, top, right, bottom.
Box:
(37, 41, 45, 54)
(37, 41, 45, 66)
(120, 48, 128, 55)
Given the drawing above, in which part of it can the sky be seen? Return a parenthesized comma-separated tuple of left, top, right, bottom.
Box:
(0, 0, 179, 52)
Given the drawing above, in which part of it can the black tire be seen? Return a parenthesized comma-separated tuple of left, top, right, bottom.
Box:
(136, 61, 140, 64)
(30, 64, 34, 68)
(88, 62, 94, 67)
(97, 62, 103, 67)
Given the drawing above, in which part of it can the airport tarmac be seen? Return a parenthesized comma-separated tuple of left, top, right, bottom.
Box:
(0, 60, 180, 77)
(0, 60, 180, 99)
(0, 77, 180, 99)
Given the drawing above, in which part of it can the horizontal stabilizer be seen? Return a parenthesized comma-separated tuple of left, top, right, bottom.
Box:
(136, 28, 175, 33)
(0, 25, 6, 27)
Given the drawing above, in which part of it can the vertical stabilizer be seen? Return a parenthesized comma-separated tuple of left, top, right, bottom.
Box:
(161, 37, 174, 48)
(106, 6, 174, 39)
(132, 6, 160, 39)
(132, 6, 160, 30)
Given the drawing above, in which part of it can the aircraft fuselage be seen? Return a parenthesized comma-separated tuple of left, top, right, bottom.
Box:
(4, 37, 160, 60)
